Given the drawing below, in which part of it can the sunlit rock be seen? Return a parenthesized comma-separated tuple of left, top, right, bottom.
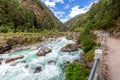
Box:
(60, 44, 79, 52)
(37, 47, 51, 56)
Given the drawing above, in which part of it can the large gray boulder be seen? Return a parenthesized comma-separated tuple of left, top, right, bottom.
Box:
(37, 47, 51, 56)
(60, 44, 79, 52)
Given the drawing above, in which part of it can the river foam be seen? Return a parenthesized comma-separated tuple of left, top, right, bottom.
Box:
(0, 37, 82, 80)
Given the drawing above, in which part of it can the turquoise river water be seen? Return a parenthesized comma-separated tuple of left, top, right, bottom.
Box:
(0, 37, 82, 80)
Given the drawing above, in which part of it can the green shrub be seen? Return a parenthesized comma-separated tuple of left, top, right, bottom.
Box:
(84, 48, 94, 62)
(77, 27, 96, 53)
(65, 62, 89, 80)
(82, 38, 96, 53)
(0, 26, 8, 33)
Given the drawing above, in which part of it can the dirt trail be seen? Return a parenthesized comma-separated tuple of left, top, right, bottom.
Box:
(103, 34, 120, 80)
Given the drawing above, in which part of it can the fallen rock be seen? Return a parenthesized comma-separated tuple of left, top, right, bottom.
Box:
(60, 44, 79, 52)
(34, 66, 42, 73)
(5, 55, 24, 63)
(48, 60, 56, 64)
(37, 47, 51, 56)
(25, 65, 29, 68)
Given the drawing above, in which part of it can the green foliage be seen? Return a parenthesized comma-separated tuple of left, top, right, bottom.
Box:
(77, 27, 96, 53)
(84, 48, 94, 62)
(66, 0, 120, 30)
(65, 62, 89, 80)
(0, 0, 67, 33)
(73, 27, 82, 32)
(0, 25, 9, 33)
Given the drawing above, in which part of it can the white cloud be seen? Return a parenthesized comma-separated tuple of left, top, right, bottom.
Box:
(60, 18, 69, 23)
(55, 11, 65, 15)
(52, 0, 64, 4)
(45, 0, 56, 7)
(64, 4, 70, 9)
(69, 3, 92, 18)
(43, 0, 64, 8)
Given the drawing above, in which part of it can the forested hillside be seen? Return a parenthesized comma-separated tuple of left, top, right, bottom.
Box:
(0, 0, 66, 33)
(64, 1, 120, 79)
(66, 0, 120, 31)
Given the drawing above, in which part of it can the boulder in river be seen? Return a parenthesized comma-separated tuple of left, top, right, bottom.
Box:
(25, 65, 29, 68)
(48, 60, 56, 64)
(5, 55, 24, 63)
(0, 58, 3, 65)
(60, 44, 79, 52)
(34, 66, 42, 73)
(37, 47, 52, 56)
(0, 58, 3, 61)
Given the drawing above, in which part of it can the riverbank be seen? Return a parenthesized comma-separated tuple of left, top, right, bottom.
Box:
(0, 31, 70, 54)
(0, 31, 80, 54)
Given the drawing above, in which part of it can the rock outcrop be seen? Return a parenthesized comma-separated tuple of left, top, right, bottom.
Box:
(5, 55, 24, 63)
(60, 44, 79, 52)
(37, 47, 51, 56)
(0, 43, 12, 54)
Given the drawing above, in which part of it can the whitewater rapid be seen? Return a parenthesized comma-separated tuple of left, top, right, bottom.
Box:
(0, 37, 82, 80)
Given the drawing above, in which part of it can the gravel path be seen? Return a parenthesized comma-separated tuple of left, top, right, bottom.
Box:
(103, 34, 120, 80)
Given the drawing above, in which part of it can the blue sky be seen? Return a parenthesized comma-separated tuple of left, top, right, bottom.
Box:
(41, 0, 98, 23)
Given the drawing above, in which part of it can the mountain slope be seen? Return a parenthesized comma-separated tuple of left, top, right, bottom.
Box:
(65, 0, 120, 31)
(0, 0, 66, 32)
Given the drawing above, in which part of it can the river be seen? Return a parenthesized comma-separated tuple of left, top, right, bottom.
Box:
(0, 37, 82, 80)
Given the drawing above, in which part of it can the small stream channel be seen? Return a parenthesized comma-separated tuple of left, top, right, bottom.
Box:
(0, 37, 82, 80)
